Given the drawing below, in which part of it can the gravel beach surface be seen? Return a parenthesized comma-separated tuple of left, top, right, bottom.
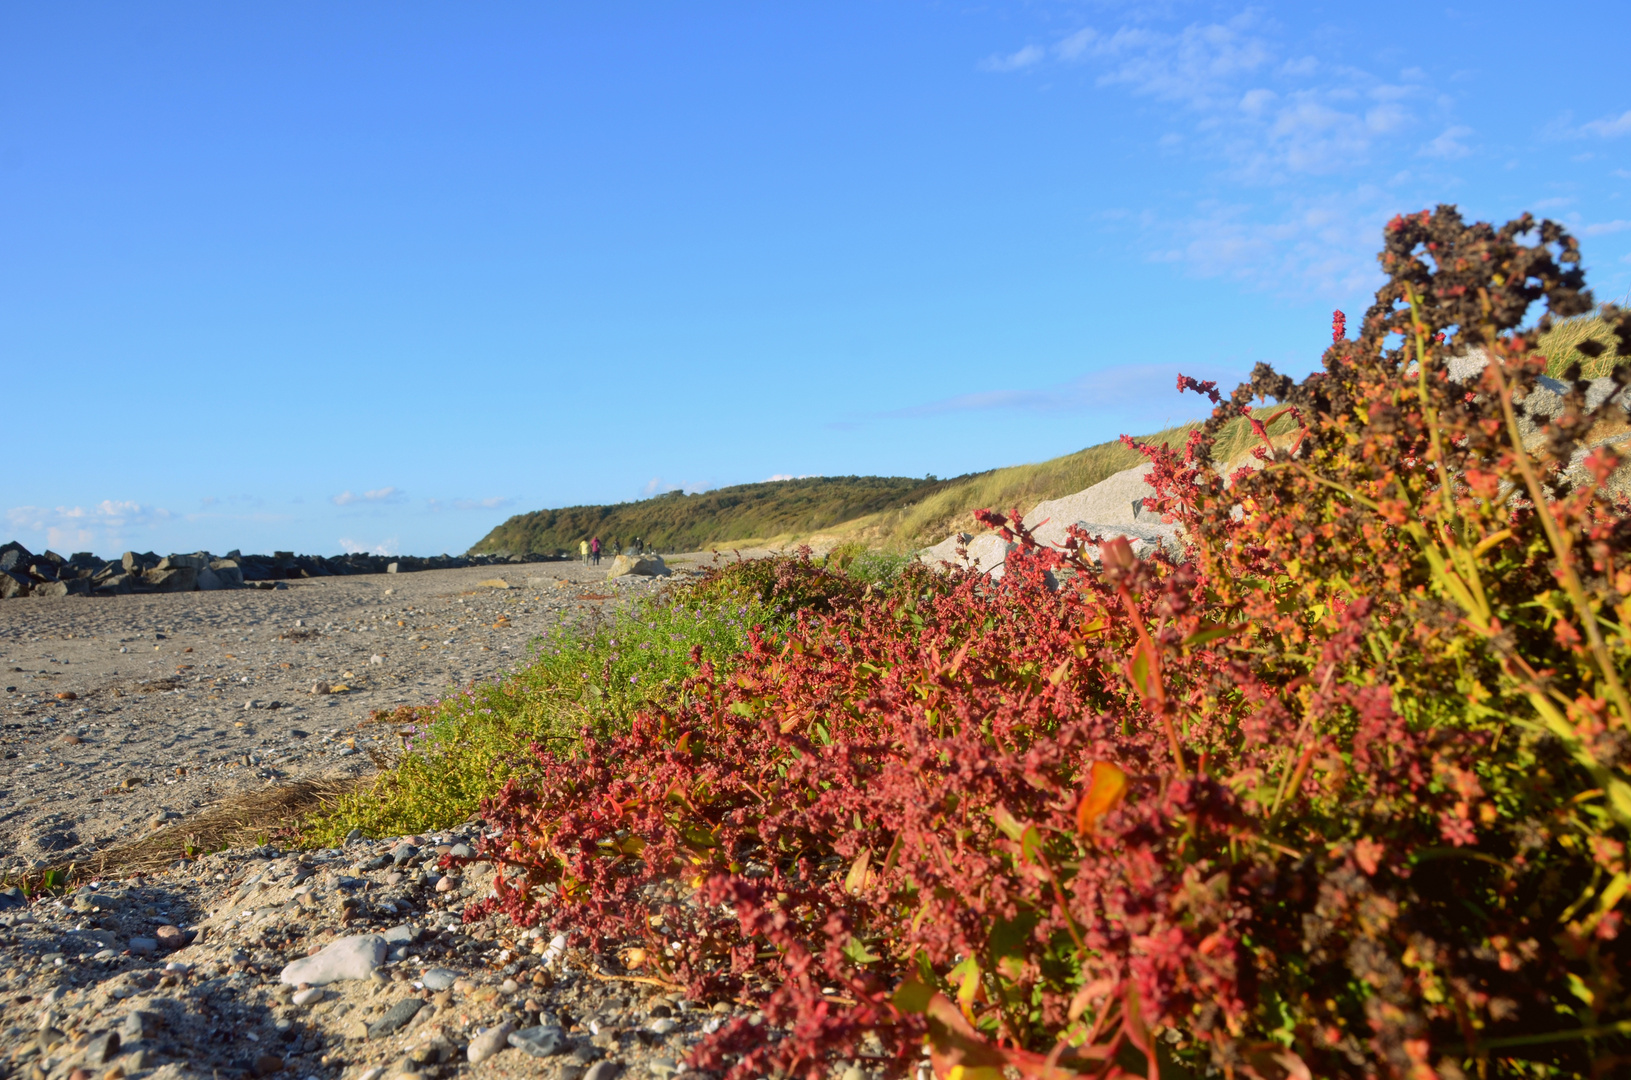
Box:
(0, 558, 706, 874)
(0, 828, 760, 1080)
(0, 554, 777, 1080)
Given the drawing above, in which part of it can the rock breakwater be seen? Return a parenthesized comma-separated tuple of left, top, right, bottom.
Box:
(0, 545, 564, 601)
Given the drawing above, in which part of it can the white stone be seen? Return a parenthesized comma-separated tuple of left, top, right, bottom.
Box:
(292, 987, 325, 1006)
(467, 1022, 515, 1064)
(278, 934, 385, 985)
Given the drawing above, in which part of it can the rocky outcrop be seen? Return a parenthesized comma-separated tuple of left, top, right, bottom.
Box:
(0, 543, 564, 600)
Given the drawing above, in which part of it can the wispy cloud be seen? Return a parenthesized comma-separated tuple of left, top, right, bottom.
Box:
(889, 361, 1244, 422)
(978, 44, 1044, 73)
(1583, 220, 1631, 237)
(332, 486, 406, 507)
(5, 500, 174, 553)
(975, 9, 1469, 294)
(1581, 109, 1631, 139)
(1420, 125, 1473, 159)
(766, 473, 818, 482)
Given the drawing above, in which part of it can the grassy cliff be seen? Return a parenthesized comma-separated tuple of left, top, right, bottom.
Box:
(469, 474, 976, 556)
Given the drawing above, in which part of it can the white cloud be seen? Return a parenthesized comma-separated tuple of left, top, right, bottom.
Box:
(766, 474, 818, 482)
(1583, 220, 1631, 237)
(1420, 125, 1473, 159)
(978, 44, 1044, 73)
(971, 9, 1478, 293)
(339, 537, 398, 556)
(5, 500, 174, 554)
(1582, 110, 1631, 138)
(332, 486, 405, 507)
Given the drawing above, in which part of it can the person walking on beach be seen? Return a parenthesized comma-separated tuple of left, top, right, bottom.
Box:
(590, 536, 601, 566)
(580, 539, 589, 563)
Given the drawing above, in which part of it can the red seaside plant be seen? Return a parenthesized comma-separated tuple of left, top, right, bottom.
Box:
(467, 208, 1631, 1078)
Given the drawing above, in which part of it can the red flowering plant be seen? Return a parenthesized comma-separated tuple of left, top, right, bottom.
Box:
(466, 208, 1631, 1078)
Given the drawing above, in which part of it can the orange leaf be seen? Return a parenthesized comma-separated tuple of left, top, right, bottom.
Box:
(1076, 761, 1128, 835)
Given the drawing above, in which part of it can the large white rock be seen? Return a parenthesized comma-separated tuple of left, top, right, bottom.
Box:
(278, 933, 385, 985)
(918, 462, 1182, 577)
(606, 554, 671, 579)
(1026, 462, 1160, 547)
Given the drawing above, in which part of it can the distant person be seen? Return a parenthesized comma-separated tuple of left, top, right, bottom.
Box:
(590, 536, 602, 566)
(579, 539, 589, 563)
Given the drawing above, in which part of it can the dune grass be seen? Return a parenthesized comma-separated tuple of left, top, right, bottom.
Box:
(1538, 312, 1626, 379)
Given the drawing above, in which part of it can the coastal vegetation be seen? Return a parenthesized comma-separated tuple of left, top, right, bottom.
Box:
(321, 208, 1631, 1077)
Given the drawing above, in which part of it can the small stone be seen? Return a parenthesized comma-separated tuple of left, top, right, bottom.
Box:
(841, 1065, 865, 1080)
(128, 936, 158, 956)
(252, 1053, 284, 1076)
(448, 843, 473, 859)
(83, 1031, 120, 1064)
(279, 934, 386, 985)
(501, 979, 520, 994)
(434, 876, 455, 893)
(584, 1061, 625, 1080)
(368, 997, 425, 1039)
(466, 1022, 515, 1064)
(121, 1011, 161, 1040)
(154, 924, 186, 950)
(420, 968, 458, 992)
(292, 987, 325, 1006)
(648, 1058, 680, 1078)
(507, 1025, 564, 1058)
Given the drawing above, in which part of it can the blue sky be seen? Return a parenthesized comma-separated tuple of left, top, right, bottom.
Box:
(3, 2, 1628, 558)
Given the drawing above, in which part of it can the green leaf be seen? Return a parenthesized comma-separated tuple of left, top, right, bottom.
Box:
(892, 978, 935, 1014)
(1181, 623, 1242, 648)
(993, 804, 1025, 842)
(842, 936, 881, 965)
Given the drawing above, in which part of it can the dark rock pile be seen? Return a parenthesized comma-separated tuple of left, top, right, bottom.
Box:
(0, 543, 563, 600)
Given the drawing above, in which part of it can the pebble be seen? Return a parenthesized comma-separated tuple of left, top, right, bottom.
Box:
(467, 1022, 516, 1064)
(420, 967, 459, 991)
(648, 1059, 680, 1078)
(278, 933, 386, 985)
(291, 987, 325, 1006)
(508, 1024, 565, 1057)
(648, 1017, 677, 1034)
(128, 936, 157, 956)
(584, 1061, 625, 1080)
(368, 997, 425, 1038)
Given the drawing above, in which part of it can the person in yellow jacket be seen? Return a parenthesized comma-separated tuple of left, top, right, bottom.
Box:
(579, 539, 590, 563)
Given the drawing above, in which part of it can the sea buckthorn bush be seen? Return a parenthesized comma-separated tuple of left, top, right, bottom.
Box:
(469, 207, 1631, 1079)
